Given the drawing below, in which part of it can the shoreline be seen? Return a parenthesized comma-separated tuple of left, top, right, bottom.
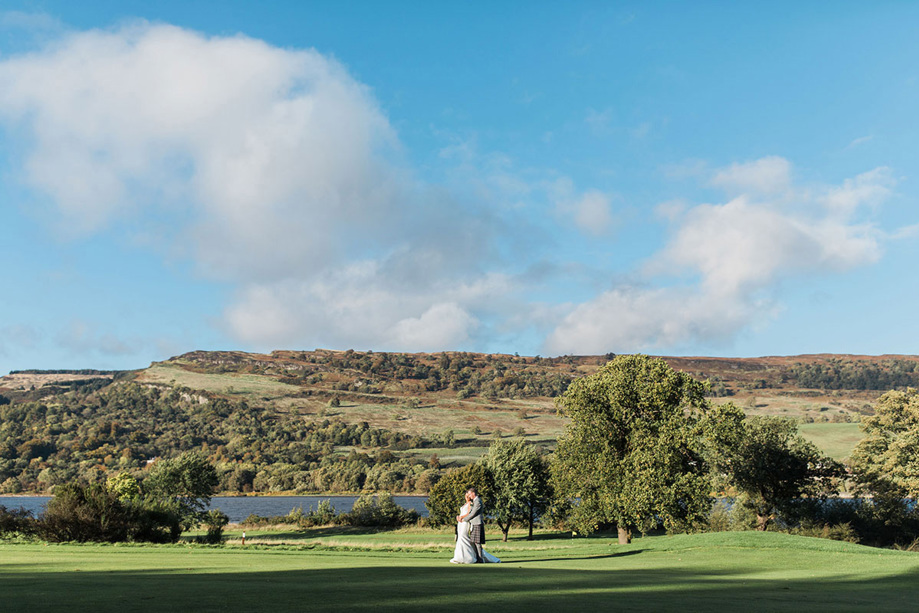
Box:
(1, 492, 430, 498)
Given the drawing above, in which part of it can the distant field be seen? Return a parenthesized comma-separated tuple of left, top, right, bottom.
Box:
(798, 422, 865, 460)
(2, 530, 918, 612)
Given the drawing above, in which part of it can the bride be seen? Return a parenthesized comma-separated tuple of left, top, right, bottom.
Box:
(450, 494, 500, 564)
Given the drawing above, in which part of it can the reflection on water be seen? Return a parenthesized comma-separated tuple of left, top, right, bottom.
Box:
(0, 495, 429, 523)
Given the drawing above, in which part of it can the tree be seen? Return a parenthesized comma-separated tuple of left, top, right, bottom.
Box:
(849, 389, 919, 543)
(144, 452, 218, 525)
(552, 354, 711, 543)
(482, 438, 552, 541)
(425, 463, 494, 527)
(708, 406, 842, 530)
(851, 389, 919, 499)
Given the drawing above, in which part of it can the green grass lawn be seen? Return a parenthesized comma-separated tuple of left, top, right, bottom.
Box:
(3, 530, 918, 612)
(798, 422, 865, 460)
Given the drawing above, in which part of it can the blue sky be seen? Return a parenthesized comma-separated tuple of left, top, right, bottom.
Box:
(2, 1, 919, 372)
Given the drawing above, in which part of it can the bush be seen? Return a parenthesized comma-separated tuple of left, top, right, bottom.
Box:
(304, 500, 338, 526)
(343, 494, 419, 528)
(242, 501, 340, 528)
(705, 500, 735, 532)
(787, 522, 859, 543)
(39, 483, 182, 543)
(40, 483, 133, 542)
(0, 505, 37, 538)
(199, 509, 229, 544)
(123, 497, 182, 543)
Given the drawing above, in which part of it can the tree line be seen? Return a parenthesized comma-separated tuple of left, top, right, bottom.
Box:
(0, 382, 443, 496)
(190, 349, 577, 399)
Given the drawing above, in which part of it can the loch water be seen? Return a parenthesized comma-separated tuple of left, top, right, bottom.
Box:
(0, 495, 430, 523)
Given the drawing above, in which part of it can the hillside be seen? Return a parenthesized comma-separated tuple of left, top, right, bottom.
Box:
(2, 350, 917, 495)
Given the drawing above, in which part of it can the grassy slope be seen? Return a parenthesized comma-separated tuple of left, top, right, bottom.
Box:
(141, 362, 568, 444)
(2, 531, 918, 612)
(798, 422, 865, 461)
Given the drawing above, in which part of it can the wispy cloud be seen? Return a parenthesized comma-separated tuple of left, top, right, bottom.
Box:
(56, 320, 136, 357)
(0, 324, 40, 358)
(844, 134, 874, 150)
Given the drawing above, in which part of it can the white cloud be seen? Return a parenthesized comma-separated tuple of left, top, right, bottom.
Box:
(546, 286, 761, 355)
(844, 134, 874, 150)
(0, 10, 64, 33)
(585, 107, 614, 133)
(0, 22, 513, 353)
(0, 22, 401, 279)
(654, 198, 688, 221)
(572, 190, 613, 235)
(710, 156, 792, 196)
(820, 167, 894, 216)
(392, 303, 478, 350)
(653, 195, 881, 294)
(547, 157, 894, 354)
(549, 178, 616, 236)
(224, 261, 510, 352)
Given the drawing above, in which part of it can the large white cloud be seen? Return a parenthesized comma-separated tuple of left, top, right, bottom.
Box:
(224, 262, 511, 352)
(0, 22, 402, 279)
(547, 159, 894, 355)
(0, 22, 509, 351)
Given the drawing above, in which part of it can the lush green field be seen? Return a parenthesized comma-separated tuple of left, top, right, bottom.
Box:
(3, 530, 918, 612)
(798, 422, 865, 460)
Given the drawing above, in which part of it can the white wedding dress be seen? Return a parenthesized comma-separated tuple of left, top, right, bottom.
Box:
(450, 502, 500, 564)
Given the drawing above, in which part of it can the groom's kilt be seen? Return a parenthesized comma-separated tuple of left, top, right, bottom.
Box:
(470, 524, 485, 544)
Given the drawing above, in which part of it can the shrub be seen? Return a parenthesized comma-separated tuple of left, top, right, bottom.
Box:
(200, 509, 229, 544)
(0, 505, 37, 538)
(343, 493, 419, 528)
(787, 522, 859, 543)
(39, 483, 182, 543)
(40, 483, 133, 542)
(242, 501, 341, 528)
(304, 500, 338, 526)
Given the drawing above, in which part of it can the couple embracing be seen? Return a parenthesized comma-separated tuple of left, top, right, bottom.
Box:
(450, 487, 500, 564)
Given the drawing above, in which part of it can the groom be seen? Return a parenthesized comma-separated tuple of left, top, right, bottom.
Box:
(459, 487, 485, 563)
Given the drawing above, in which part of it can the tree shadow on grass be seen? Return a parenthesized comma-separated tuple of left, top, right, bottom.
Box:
(511, 549, 645, 563)
(4, 561, 919, 613)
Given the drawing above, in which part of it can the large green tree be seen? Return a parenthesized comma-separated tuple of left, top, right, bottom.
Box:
(707, 407, 842, 530)
(552, 354, 712, 543)
(482, 438, 552, 541)
(851, 389, 919, 499)
(144, 452, 218, 526)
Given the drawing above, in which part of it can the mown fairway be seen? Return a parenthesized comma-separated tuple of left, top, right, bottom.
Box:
(2, 530, 918, 612)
